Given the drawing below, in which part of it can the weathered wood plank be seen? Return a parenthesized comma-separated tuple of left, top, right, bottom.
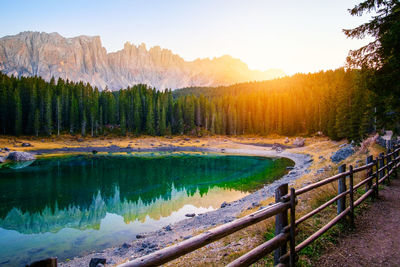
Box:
(337, 164, 346, 214)
(118, 193, 289, 267)
(226, 233, 289, 267)
(274, 184, 289, 265)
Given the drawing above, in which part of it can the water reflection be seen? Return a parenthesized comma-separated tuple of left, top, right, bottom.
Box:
(0, 153, 293, 265)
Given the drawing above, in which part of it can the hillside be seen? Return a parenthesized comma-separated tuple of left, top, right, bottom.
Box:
(0, 31, 285, 90)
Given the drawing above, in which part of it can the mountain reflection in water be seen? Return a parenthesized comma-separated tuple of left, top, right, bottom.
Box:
(0, 153, 293, 266)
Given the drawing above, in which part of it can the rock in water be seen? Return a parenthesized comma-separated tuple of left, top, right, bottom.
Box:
(6, 151, 35, 161)
(0, 157, 4, 163)
(21, 142, 32, 147)
(331, 145, 355, 163)
(26, 257, 57, 267)
(185, 213, 196, 217)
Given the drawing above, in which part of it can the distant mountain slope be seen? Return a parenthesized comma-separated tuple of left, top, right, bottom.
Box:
(0, 31, 285, 90)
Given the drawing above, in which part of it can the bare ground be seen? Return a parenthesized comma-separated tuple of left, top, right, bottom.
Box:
(316, 177, 400, 267)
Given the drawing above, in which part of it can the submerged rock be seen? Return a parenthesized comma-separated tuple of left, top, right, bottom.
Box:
(6, 151, 35, 161)
(6, 160, 35, 169)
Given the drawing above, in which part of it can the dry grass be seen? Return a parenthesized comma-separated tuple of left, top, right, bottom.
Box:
(162, 137, 385, 267)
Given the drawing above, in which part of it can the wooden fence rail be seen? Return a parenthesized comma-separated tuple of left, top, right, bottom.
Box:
(118, 144, 400, 267)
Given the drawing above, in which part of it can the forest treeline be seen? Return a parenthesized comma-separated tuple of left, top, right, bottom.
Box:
(0, 68, 375, 141)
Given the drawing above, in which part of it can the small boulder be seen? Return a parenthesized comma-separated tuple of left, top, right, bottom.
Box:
(164, 225, 172, 231)
(136, 234, 146, 239)
(252, 202, 261, 207)
(293, 138, 305, 147)
(121, 243, 131, 249)
(4, 147, 9, 151)
(331, 145, 355, 163)
(286, 166, 294, 170)
(6, 151, 35, 161)
(284, 137, 289, 143)
(77, 138, 84, 142)
(92, 150, 98, 155)
(185, 213, 196, 217)
(89, 258, 106, 267)
(0, 157, 4, 163)
(21, 142, 32, 147)
(220, 201, 230, 208)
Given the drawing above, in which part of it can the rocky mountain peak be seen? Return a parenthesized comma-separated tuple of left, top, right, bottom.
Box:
(0, 31, 285, 90)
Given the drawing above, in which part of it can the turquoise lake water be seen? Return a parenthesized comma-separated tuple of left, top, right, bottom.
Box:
(0, 153, 293, 266)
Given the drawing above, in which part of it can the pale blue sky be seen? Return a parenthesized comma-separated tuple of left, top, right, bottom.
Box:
(1, 0, 372, 75)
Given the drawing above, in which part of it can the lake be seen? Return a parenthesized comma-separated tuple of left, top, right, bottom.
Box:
(0, 152, 293, 266)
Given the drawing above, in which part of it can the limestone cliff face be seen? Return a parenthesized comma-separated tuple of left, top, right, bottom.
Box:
(0, 31, 285, 90)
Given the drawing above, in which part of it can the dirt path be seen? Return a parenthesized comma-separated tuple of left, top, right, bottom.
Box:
(316, 177, 400, 267)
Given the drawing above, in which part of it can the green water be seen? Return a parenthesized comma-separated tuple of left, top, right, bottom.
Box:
(0, 152, 293, 266)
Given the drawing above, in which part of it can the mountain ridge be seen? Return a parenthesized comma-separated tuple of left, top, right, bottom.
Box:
(0, 31, 285, 90)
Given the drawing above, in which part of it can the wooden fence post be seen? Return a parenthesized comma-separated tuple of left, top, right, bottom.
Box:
(387, 148, 392, 185)
(388, 140, 393, 150)
(337, 164, 346, 215)
(379, 153, 385, 185)
(348, 165, 354, 227)
(289, 188, 296, 267)
(365, 155, 373, 192)
(274, 183, 288, 266)
(375, 156, 379, 197)
(395, 145, 399, 179)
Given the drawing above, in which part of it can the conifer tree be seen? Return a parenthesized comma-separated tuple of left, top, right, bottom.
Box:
(14, 88, 22, 136)
(34, 109, 40, 137)
(44, 87, 52, 136)
(145, 94, 155, 135)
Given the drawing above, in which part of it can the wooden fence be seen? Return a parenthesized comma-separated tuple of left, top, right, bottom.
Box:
(118, 144, 400, 267)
